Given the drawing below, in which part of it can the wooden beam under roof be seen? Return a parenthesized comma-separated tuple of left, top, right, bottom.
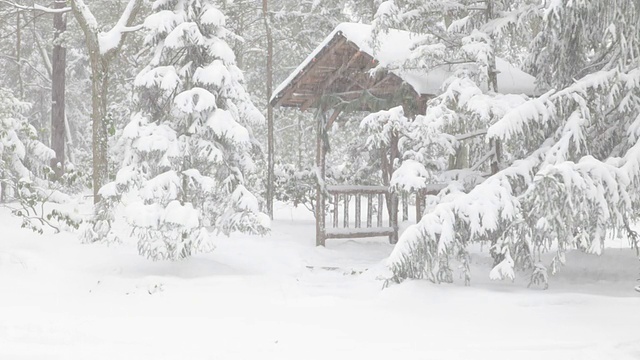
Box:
(272, 34, 348, 108)
(300, 95, 317, 111)
(326, 105, 344, 129)
(299, 48, 365, 111)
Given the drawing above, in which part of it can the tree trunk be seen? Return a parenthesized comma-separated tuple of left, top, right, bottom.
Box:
(70, 0, 143, 204)
(90, 55, 110, 203)
(263, 0, 274, 219)
(15, 11, 24, 99)
(484, 0, 501, 175)
(485, 0, 499, 93)
(485, 0, 504, 265)
(51, 0, 67, 178)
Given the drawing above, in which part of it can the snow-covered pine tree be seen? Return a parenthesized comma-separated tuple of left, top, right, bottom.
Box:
(363, 0, 537, 284)
(92, 0, 269, 260)
(387, 0, 640, 286)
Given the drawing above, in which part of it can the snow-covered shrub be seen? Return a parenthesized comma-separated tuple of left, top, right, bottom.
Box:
(89, 0, 269, 260)
(0, 89, 53, 196)
(274, 162, 352, 216)
(528, 263, 549, 290)
(0, 89, 79, 234)
(10, 177, 82, 234)
(81, 182, 121, 244)
(274, 163, 318, 214)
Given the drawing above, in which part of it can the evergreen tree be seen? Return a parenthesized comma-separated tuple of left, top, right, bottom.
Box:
(387, 0, 640, 286)
(0, 88, 55, 200)
(93, 0, 269, 260)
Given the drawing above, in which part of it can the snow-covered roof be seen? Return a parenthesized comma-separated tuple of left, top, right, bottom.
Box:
(271, 23, 537, 106)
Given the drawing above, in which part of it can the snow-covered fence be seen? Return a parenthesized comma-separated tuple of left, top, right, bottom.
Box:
(322, 185, 399, 245)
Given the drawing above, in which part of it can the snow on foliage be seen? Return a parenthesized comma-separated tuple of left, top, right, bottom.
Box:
(489, 249, 515, 281)
(0, 89, 82, 234)
(357, 105, 455, 193)
(0, 89, 55, 196)
(391, 160, 429, 192)
(385, 0, 640, 287)
(82, 0, 268, 259)
(200, 6, 225, 27)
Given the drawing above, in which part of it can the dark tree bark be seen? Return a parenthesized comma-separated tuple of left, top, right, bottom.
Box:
(51, 0, 67, 178)
(262, 0, 274, 219)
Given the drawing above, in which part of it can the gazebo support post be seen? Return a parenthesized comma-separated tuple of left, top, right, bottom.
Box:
(315, 106, 343, 246)
(389, 191, 399, 244)
(315, 111, 327, 246)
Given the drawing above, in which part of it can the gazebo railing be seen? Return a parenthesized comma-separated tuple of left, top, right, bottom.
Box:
(320, 185, 398, 245)
(315, 184, 446, 246)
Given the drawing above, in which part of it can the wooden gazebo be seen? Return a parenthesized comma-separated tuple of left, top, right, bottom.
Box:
(270, 23, 537, 246)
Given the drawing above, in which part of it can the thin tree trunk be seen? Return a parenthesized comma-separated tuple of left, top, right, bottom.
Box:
(371, 0, 377, 21)
(16, 11, 24, 99)
(64, 113, 75, 164)
(33, 31, 52, 77)
(486, 0, 499, 93)
(485, 0, 503, 265)
(485, 0, 501, 175)
(51, 0, 67, 177)
(262, 0, 274, 219)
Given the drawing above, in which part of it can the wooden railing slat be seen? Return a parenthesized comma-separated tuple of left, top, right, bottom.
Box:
(355, 195, 361, 228)
(367, 194, 373, 228)
(377, 193, 383, 228)
(333, 194, 339, 228)
(343, 194, 349, 228)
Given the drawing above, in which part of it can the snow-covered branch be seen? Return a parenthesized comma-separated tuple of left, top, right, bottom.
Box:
(99, 0, 144, 55)
(70, 0, 143, 56)
(70, 0, 98, 34)
(0, 0, 70, 13)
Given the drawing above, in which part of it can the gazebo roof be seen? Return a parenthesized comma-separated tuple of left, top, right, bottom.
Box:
(270, 22, 538, 110)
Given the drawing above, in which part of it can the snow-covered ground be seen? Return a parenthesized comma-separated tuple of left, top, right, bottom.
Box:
(0, 200, 639, 360)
